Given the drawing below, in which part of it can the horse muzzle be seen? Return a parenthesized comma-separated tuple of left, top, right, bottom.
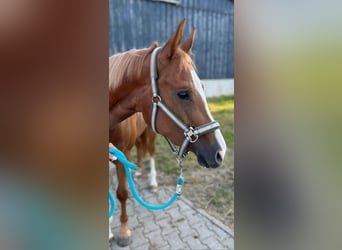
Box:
(193, 130, 227, 168)
(195, 147, 225, 168)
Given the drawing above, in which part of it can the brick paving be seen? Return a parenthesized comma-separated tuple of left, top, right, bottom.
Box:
(109, 174, 234, 250)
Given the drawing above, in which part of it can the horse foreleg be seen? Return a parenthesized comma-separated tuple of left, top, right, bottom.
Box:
(149, 157, 158, 193)
(116, 163, 132, 246)
(134, 139, 143, 178)
(148, 132, 158, 193)
(109, 216, 114, 242)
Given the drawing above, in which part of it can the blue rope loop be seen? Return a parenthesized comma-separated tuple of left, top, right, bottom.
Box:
(109, 148, 138, 171)
(109, 147, 184, 210)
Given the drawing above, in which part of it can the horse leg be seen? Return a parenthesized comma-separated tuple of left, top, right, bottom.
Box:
(149, 157, 158, 193)
(148, 132, 158, 193)
(116, 162, 132, 246)
(109, 216, 114, 242)
(135, 138, 143, 178)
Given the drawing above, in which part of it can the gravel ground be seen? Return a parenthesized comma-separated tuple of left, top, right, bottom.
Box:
(140, 146, 234, 229)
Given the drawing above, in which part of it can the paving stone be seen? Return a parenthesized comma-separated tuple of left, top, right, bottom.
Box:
(181, 210, 204, 225)
(137, 208, 154, 222)
(192, 220, 216, 240)
(137, 189, 154, 200)
(176, 199, 193, 212)
(221, 236, 234, 250)
(156, 189, 178, 204)
(200, 210, 234, 237)
(211, 223, 234, 246)
(159, 217, 178, 237)
(142, 219, 160, 234)
(156, 188, 168, 197)
(130, 229, 149, 249)
(166, 206, 185, 222)
(177, 221, 198, 239)
(153, 210, 170, 221)
(158, 244, 171, 250)
(202, 236, 226, 249)
(109, 175, 234, 250)
(166, 231, 189, 250)
(183, 235, 209, 250)
(145, 229, 168, 248)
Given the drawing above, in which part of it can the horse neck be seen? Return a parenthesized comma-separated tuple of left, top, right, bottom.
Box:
(109, 61, 150, 127)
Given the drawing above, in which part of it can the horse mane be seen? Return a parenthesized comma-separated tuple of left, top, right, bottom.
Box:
(109, 42, 198, 90)
(109, 43, 158, 89)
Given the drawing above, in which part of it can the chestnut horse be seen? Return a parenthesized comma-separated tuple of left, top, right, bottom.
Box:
(109, 19, 226, 246)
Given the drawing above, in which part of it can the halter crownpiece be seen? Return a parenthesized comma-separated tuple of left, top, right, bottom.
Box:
(150, 47, 220, 158)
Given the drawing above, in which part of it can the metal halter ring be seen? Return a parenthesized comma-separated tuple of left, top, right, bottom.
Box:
(184, 128, 199, 143)
(152, 95, 162, 103)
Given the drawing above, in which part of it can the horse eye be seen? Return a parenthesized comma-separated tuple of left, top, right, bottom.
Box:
(177, 91, 191, 100)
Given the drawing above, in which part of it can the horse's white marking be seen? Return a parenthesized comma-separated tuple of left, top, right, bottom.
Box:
(109, 216, 114, 241)
(149, 157, 158, 189)
(191, 70, 214, 120)
(215, 129, 227, 157)
(191, 70, 227, 157)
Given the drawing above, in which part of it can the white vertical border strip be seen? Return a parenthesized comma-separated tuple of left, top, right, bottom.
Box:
(203, 79, 234, 97)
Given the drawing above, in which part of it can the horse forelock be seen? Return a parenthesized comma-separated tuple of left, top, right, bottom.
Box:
(109, 43, 158, 90)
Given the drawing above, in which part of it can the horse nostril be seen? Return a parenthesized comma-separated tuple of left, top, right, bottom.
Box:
(215, 151, 223, 165)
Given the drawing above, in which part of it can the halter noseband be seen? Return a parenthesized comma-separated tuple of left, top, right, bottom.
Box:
(150, 47, 220, 158)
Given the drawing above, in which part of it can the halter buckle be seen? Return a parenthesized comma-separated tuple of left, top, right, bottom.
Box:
(184, 127, 199, 143)
(152, 95, 161, 103)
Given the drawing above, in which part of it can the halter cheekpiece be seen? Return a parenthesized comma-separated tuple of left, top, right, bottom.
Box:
(150, 47, 220, 158)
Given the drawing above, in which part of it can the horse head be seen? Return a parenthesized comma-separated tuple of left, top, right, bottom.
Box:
(140, 19, 227, 168)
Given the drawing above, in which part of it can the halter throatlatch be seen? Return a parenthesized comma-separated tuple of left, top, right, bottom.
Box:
(150, 47, 220, 158)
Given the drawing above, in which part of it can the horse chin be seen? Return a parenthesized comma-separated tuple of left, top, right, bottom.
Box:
(195, 152, 221, 168)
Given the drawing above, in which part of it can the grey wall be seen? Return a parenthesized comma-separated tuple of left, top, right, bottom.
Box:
(109, 0, 234, 79)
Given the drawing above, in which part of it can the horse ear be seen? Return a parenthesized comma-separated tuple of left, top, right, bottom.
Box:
(180, 27, 196, 55)
(160, 18, 186, 58)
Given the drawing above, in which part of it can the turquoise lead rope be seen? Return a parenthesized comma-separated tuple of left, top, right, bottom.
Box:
(108, 147, 184, 212)
(108, 191, 115, 218)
